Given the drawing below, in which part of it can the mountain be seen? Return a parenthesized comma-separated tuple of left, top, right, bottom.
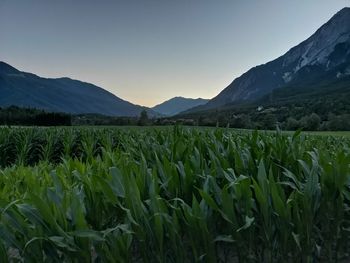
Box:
(0, 61, 153, 116)
(152, 97, 209, 116)
(192, 7, 350, 111)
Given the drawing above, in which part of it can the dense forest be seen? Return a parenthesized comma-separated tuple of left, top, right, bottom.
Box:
(0, 106, 149, 127)
(0, 106, 71, 126)
(177, 95, 350, 131)
(177, 79, 350, 131)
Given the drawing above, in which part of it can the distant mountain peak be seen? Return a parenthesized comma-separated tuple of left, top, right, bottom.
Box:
(195, 7, 350, 110)
(282, 7, 350, 72)
(152, 97, 209, 116)
(335, 6, 350, 16)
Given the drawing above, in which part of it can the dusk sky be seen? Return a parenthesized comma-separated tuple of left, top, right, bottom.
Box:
(0, 0, 349, 107)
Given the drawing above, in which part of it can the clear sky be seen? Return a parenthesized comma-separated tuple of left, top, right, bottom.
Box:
(0, 0, 349, 107)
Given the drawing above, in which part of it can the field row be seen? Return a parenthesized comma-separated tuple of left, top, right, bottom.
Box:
(0, 127, 349, 262)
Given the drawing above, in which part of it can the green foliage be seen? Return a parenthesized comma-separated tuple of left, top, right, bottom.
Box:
(0, 106, 71, 126)
(138, 110, 149, 126)
(0, 126, 349, 262)
(177, 80, 350, 131)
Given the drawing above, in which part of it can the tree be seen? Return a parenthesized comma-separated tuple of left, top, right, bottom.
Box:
(300, 113, 321, 131)
(229, 114, 251, 128)
(262, 114, 277, 130)
(286, 117, 300, 130)
(138, 110, 149, 126)
(327, 113, 350, 131)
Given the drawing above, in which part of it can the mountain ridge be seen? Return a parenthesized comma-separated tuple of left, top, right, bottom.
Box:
(189, 7, 350, 112)
(152, 96, 209, 116)
(0, 61, 155, 117)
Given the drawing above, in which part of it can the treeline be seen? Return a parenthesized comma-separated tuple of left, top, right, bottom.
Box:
(0, 106, 71, 126)
(72, 110, 151, 126)
(72, 114, 138, 126)
(1, 98, 349, 131)
(177, 91, 350, 131)
(0, 107, 154, 127)
(71, 104, 350, 131)
(190, 109, 350, 131)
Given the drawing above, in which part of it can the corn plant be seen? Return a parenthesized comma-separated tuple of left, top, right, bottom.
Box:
(0, 126, 349, 262)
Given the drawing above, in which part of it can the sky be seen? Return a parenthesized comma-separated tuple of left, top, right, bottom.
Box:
(0, 0, 349, 107)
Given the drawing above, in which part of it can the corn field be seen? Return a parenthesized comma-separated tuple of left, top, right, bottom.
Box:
(0, 126, 349, 262)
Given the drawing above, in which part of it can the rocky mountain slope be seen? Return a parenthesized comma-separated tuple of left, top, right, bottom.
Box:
(196, 7, 350, 111)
